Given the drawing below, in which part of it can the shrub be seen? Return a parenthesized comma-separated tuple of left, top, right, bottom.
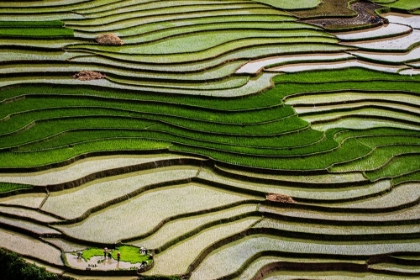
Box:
(0, 248, 73, 280)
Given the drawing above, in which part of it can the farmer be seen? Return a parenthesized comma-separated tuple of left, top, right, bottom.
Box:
(104, 247, 107, 259)
(77, 251, 82, 259)
(117, 251, 121, 262)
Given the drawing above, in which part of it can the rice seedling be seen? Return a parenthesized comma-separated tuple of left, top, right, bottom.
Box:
(382, 0, 420, 11)
(80, 245, 148, 263)
(331, 144, 420, 172)
(0, 138, 169, 168)
(0, 27, 73, 37)
(365, 153, 420, 181)
(393, 169, 420, 185)
(0, 182, 32, 194)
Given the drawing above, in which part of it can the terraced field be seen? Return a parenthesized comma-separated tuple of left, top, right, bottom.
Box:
(0, 0, 420, 279)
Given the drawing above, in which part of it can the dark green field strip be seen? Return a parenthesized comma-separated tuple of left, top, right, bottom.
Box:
(393, 170, 420, 185)
(296, 103, 420, 119)
(365, 153, 420, 181)
(0, 182, 33, 195)
(0, 112, 312, 152)
(16, 125, 324, 154)
(334, 127, 420, 143)
(0, 27, 74, 38)
(172, 137, 371, 170)
(1, 111, 320, 155)
(331, 145, 420, 175)
(353, 135, 420, 148)
(0, 84, 284, 111)
(0, 105, 304, 141)
(274, 68, 420, 84)
(13, 127, 333, 158)
(0, 95, 293, 125)
(0, 138, 169, 169)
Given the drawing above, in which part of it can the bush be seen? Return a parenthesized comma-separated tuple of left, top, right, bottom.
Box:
(0, 248, 73, 280)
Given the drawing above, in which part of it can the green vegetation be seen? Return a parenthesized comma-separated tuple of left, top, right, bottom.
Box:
(0, 248, 73, 280)
(0, 1, 420, 279)
(381, 0, 420, 10)
(81, 245, 150, 263)
(0, 21, 73, 37)
(0, 182, 32, 194)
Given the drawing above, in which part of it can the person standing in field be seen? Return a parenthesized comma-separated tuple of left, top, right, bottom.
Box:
(117, 251, 120, 262)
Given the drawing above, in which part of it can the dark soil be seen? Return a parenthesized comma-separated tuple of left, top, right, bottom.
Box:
(299, 1, 386, 31)
(73, 71, 106, 81)
(95, 33, 124, 45)
(266, 193, 295, 204)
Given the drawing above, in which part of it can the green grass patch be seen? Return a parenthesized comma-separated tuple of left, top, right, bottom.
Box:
(383, 0, 420, 10)
(81, 245, 149, 264)
(365, 153, 420, 181)
(0, 182, 32, 194)
(392, 170, 420, 185)
(0, 27, 73, 37)
(0, 138, 168, 168)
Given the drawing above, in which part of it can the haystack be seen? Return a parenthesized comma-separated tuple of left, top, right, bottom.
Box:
(95, 33, 124, 45)
(73, 71, 106, 81)
(266, 193, 295, 204)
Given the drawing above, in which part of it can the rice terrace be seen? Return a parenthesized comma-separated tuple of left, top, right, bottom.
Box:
(1, 0, 420, 279)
